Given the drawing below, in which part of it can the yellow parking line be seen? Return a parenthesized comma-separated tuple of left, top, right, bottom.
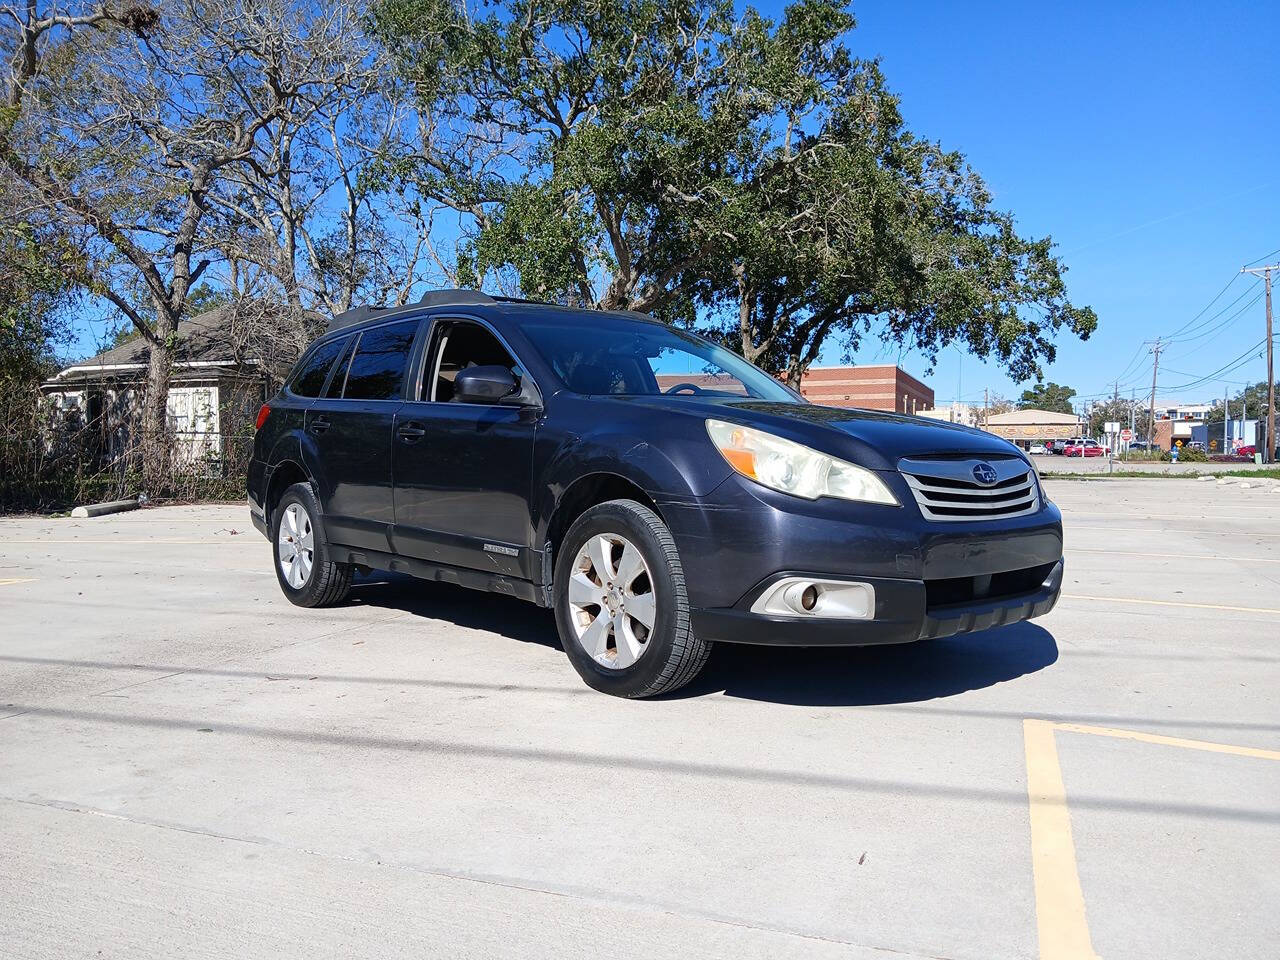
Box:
(1024, 720, 1276, 959)
(1060, 594, 1280, 616)
(1023, 719, 1099, 960)
(0, 578, 36, 586)
(1053, 723, 1280, 761)
(1070, 547, 1280, 564)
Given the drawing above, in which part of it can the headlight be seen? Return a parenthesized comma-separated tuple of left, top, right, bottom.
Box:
(705, 419, 898, 505)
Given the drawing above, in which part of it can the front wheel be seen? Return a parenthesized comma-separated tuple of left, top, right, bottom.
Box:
(553, 499, 711, 698)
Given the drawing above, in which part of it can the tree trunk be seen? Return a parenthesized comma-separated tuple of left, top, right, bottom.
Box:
(140, 326, 174, 495)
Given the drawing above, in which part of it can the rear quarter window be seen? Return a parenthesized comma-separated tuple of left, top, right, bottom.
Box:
(289, 337, 349, 397)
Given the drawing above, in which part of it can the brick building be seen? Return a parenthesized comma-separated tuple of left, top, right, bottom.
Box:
(654, 363, 934, 412)
(796, 365, 934, 413)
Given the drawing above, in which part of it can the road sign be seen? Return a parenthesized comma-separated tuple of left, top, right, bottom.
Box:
(1104, 421, 1120, 434)
(1121, 428, 1133, 442)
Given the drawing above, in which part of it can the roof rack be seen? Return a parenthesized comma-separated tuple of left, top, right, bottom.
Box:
(416, 288, 496, 308)
(327, 289, 501, 333)
(327, 305, 387, 332)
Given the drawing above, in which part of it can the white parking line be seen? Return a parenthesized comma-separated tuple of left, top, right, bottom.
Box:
(1069, 548, 1280, 564)
(1060, 594, 1280, 616)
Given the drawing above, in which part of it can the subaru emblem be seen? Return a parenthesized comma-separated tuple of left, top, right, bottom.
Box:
(972, 462, 998, 486)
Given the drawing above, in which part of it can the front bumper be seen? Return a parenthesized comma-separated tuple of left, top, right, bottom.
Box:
(661, 470, 1064, 647)
(690, 559, 1063, 646)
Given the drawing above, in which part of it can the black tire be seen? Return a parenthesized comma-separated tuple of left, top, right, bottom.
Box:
(271, 482, 353, 608)
(553, 499, 710, 698)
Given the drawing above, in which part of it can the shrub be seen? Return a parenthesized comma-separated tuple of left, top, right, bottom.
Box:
(1160, 446, 1208, 462)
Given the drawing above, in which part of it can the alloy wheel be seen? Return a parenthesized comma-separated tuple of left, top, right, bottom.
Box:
(277, 502, 314, 588)
(567, 533, 657, 669)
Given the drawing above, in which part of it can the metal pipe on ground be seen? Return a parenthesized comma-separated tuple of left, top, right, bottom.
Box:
(70, 499, 140, 519)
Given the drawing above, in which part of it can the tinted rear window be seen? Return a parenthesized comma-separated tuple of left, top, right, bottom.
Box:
(342, 320, 419, 400)
(289, 337, 349, 397)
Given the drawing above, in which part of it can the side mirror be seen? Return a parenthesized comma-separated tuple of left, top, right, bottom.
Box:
(453, 365, 518, 404)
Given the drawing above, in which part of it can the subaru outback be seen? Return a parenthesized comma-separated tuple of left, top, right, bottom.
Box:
(249, 290, 1063, 697)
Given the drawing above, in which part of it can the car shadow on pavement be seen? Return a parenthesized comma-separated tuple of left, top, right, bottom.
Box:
(347, 573, 1059, 707)
(676, 623, 1059, 706)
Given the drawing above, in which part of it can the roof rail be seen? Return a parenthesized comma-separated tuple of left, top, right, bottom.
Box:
(417, 288, 495, 308)
(327, 305, 387, 332)
(326, 290, 501, 333)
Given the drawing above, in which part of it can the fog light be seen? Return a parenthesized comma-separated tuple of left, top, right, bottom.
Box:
(750, 578, 875, 619)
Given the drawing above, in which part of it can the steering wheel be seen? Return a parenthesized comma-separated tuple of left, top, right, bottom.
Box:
(664, 382, 706, 396)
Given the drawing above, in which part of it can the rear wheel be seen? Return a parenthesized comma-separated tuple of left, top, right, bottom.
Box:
(271, 482, 352, 607)
(554, 499, 710, 698)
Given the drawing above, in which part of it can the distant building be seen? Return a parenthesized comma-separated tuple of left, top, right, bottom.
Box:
(654, 363, 933, 413)
(918, 402, 982, 428)
(1154, 401, 1213, 422)
(982, 408, 1081, 450)
(796, 365, 934, 413)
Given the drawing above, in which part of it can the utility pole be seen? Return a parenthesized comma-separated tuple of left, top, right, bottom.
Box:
(983, 388, 989, 432)
(1241, 264, 1277, 463)
(1146, 339, 1163, 451)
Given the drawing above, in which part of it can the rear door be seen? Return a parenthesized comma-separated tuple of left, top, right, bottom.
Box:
(391, 317, 538, 579)
(305, 318, 424, 551)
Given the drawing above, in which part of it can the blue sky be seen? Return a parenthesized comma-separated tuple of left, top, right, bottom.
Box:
(816, 0, 1280, 409)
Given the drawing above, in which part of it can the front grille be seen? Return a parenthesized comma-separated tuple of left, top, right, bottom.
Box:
(899, 457, 1039, 522)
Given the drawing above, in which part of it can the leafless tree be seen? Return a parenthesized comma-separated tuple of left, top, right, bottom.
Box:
(1, 0, 403, 489)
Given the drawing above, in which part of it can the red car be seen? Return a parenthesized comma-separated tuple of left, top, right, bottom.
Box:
(1237, 445, 1256, 458)
(1063, 440, 1107, 457)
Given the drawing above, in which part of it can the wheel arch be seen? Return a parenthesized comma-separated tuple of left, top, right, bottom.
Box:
(265, 459, 312, 527)
(544, 472, 664, 573)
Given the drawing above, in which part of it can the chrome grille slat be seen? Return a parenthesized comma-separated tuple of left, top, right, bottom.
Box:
(900, 458, 1039, 522)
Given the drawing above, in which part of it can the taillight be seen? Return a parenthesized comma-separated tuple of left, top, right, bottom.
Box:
(255, 403, 271, 431)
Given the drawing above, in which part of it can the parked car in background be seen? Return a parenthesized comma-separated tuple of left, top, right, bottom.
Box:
(1048, 439, 1071, 455)
(1128, 440, 1150, 451)
(249, 290, 1064, 698)
(1029, 443, 1049, 455)
(1237, 445, 1256, 458)
(1063, 439, 1107, 457)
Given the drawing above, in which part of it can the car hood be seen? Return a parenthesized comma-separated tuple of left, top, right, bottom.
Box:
(611, 396, 1027, 471)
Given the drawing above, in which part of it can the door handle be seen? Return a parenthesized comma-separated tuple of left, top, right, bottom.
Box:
(309, 416, 330, 435)
(397, 422, 426, 443)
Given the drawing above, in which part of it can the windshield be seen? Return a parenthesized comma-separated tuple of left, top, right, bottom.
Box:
(519, 316, 801, 403)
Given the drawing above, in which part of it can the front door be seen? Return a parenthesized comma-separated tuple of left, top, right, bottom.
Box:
(305, 317, 423, 551)
(392, 318, 538, 579)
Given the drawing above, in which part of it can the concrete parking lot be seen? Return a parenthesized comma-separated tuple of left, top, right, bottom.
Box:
(2, 479, 1277, 960)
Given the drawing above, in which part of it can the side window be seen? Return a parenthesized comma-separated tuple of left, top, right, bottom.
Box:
(323, 334, 358, 398)
(289, 337, 348, 398)
(342, 320, 419, 401)
(429, 322, 517, 403)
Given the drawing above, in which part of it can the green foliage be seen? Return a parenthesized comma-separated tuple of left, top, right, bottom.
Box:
(372, 0, 1096, 384)
(1018, 381, 1077, 414)
(1160, 446, 1208, 462)
(1205, 381, 1274, 424)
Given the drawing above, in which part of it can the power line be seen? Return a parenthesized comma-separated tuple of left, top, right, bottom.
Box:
(1165, 287, 1263, 347)
(1163, 273, 1244, 340)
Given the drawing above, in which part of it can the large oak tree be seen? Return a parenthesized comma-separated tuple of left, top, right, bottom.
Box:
(374, 0, 1096, 386)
